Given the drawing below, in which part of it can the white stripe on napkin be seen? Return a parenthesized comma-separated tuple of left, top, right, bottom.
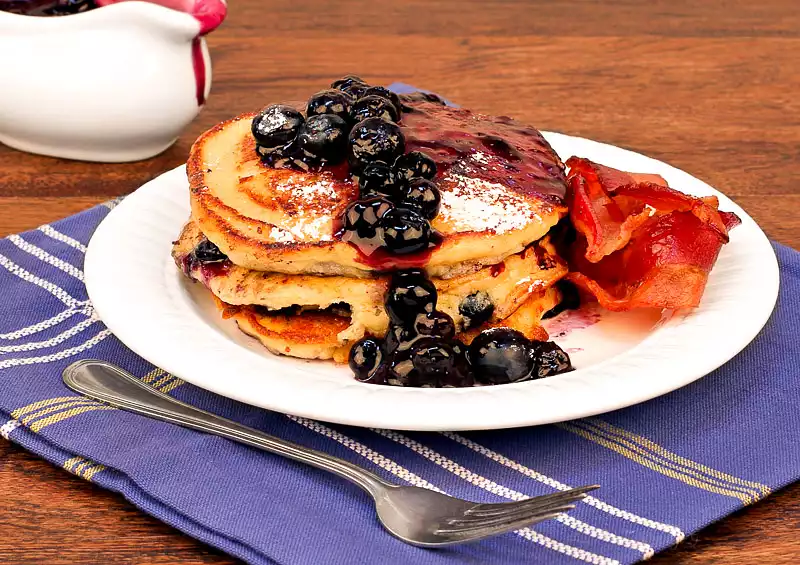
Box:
(39, 225, 88, 253)
(442, 432, 685, 542)
(0, 254, 79, 306)
(8, 235, 84, 281)
(288, 415, 619, 565)
(373, 428, 653, 558)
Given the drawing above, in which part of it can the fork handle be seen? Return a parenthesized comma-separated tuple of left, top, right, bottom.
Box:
(63, 359, 389, 497)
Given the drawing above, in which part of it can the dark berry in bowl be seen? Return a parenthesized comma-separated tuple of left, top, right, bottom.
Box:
(362, 86, 402, 114)
(348, 337, 384, 382)
(415, 311, 455, 340)
(342, 198, 394, 246)
(251, 105, 304, 148)
(351, 95, 400, 123)
(306, 89, 354, 122)
(468, 328, 535, 384)
(193, 239, 227, 263)
(385, 269, 437, 324)
(399, 178, 441, 220)
(394, 151, 437, 183)
(296, 114, 349, 164)
(531, 341, 573, 378)
(348, 118, 405, 171)
(411, 338, 456, 382)
(381, 207, 433, 255)
(459, 291, 494, 329)
(358, 160, 397, 199)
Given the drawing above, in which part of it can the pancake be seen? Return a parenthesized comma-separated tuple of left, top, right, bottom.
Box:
(187, 99, 568, 278)
(173, 219, 568, 345)
(223, 286, 560, 362)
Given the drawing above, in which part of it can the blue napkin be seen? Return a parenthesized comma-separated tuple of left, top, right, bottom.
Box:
(1, 88, 798, 565)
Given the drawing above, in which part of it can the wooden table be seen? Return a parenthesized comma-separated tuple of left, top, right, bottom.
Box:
(1, 1, 798, 563)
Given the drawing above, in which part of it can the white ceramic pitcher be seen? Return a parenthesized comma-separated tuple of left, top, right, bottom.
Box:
(0, 0, 227, 162)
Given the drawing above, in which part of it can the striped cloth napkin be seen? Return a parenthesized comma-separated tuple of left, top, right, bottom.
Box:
(1, 100, 799, 565)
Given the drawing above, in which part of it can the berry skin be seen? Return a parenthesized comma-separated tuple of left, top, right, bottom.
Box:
(531, 341, 573, 378)
(381, 207, 432, 255)
(351, 95, 400, 123)
(251, 105, 304, 148)
(415, 311, 455, 340)
(468, 328, 535, 384)
(348, 118, 405, 172)
(341, 198, 394, 247)
(394, 151, 437, 183)
(385, 269, 437, 325)
(398, 178, 441, 220)
(459, 291, 495, 329)
(411, 338, 456, 383)
(362, 86, 402, 115)
(193, 239, 227, 263)
(295, 114, 349, 164)
(331, 75, 366, 90)
(348, 337, 384, 382)
(306, 89, 354, 123)
(358, 160, 397, 199)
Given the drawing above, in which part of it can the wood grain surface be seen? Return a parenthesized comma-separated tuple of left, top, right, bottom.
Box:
(1, 1, 798, 563)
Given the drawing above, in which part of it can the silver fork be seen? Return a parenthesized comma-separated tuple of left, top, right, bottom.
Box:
(63, 359, 598, 547)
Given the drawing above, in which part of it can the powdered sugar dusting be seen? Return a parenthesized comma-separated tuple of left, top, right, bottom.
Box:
(439, 173, 540, 234)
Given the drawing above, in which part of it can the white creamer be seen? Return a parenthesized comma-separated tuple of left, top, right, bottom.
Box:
(0, 0, 226, 162)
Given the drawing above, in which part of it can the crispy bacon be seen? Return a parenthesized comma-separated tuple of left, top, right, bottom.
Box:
(564, 157, 740, 311)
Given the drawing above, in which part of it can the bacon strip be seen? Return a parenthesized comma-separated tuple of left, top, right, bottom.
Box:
(564, 158, 740, 311)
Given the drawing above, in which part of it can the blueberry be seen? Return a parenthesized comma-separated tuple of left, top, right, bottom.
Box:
(362, 86, 402, 115)
(348, 118, 405, 171)
(381, 207, 431, 255)
(358, 160, 397, 199)
(342, 83, 370, 98)
(385, 269, 437, 325)
(331, 75, 366, 90)
(531, 341, 572, 378)
(348, 337, 384, 382)
(468, 328, 535, 384)
(342, 198, 394, 246)
(415, 311, 455, 340)
(398, 179, 441, 220)
(306, 89, 354, 122)
(351, 95, 399, 123)
(383, 323, 421, 355)
(193, 239, 227, 263)
(459, 291, 494, 329)
(394, 151, 437, 183)
(411, 338, 456, 382)
(385, 350, 420, 387)
(295, 114, 349, 164)
(251, 105, 304, 148)
(440, 339, 474, 387)
(257, 140, 304, 170)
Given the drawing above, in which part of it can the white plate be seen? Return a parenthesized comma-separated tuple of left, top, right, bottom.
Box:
(85, 133, 779, 431)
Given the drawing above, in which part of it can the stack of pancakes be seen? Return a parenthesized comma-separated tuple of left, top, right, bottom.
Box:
(172, 99, 570, 362)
